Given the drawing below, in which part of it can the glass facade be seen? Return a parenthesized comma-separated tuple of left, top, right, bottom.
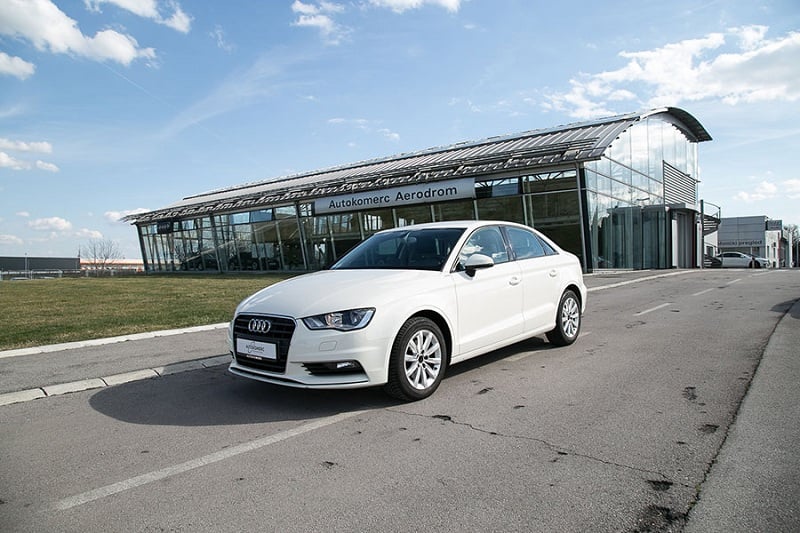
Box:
(584, 117, 698, 269)
(139, 170, 584, 272)
(136, 114, 702, 273)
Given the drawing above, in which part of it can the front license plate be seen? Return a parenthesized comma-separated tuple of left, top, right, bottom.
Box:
(236, 338, 277, 360)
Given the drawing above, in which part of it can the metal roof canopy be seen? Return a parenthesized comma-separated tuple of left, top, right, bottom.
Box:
(126, 107, 711, 224)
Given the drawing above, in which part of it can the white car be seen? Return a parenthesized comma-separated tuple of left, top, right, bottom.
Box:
(228, 220, 587, 401)
(717, 251, 769, 268)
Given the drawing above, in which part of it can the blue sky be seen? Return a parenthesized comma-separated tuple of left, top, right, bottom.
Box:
(1, 0, 799, 260)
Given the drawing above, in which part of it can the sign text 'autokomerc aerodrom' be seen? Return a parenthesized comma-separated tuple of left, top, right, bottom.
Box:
(314, 178, 475, 214)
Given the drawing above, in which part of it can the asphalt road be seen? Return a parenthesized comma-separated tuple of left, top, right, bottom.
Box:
(1, 268, 798, 532)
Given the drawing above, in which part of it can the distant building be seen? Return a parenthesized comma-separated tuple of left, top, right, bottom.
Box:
(718, 216, 791, 268)
(0, 256, 80, 272)
(80, 259, 145, 272)
(125, 107, 716, 273)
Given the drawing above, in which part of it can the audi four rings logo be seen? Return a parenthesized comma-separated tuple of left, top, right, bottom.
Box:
(248, 318, 272, 334)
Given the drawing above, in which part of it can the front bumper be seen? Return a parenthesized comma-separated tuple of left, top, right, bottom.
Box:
(228, 313, 392, 389)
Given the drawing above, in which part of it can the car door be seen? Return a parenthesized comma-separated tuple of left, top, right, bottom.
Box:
(451, 226, 524, 357)
(504, 226, 563, 332)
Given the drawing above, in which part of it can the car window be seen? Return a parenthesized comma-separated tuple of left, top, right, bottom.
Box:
(506, 226, 546, 259)
(332, 228, 464, 271)
(458, 227, 509, 266)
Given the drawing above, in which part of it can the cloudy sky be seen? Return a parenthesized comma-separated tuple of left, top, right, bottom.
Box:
(1, 0, 798, 259)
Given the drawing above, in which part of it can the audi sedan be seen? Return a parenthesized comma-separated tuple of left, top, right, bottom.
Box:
(717, 251, 770, 268)
(228, 220, 586, 401)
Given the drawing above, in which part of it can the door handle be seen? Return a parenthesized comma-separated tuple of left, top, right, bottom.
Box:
(509, 276, 521, 286)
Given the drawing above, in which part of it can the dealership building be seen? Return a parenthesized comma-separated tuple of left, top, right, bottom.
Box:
(717, 216, 794, 268)
(126, 107, 714, 273)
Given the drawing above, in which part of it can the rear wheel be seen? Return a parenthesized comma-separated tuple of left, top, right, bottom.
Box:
(546, 290, 581, 346)
(385, 317, 447, 401)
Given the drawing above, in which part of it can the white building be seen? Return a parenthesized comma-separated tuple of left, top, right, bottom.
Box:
(718, 216, 789, 268)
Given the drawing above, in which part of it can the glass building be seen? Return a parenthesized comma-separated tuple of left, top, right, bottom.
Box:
(126, 107, 712, 273)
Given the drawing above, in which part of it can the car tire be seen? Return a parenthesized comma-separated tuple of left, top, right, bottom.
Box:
(385, 317, 447, 401)
(546, 289, 581, 346)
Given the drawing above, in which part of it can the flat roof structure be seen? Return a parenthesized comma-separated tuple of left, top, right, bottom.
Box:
(127, 107, 711, 225)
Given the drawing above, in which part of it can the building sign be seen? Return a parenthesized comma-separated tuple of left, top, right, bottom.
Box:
(767, 219, 783, 231)
(313, 178, 475, 215)
(157, 221, 175, 234)
(719, 239, 763, 247)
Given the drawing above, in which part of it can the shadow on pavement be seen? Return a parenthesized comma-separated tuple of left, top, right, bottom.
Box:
(89, 336, 554, 427)
(89, 366, 396, 427)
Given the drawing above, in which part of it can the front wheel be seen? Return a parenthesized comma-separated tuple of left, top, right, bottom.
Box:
(385, 317, 447, 401)
(546, 290, 581, 346)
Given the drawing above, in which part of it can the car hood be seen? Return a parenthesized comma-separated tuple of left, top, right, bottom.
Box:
(236, 269, 447, 318)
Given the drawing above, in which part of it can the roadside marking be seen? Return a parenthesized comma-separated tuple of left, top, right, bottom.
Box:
(634, 303, 671, 316)
(53, 410, 367, 511)
(692, 288, 715, 297)
(727, 278, 742, 285)
(587, 270, 696, 292)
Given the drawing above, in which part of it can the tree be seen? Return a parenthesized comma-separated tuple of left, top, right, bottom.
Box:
(82, 238, 122, 274)
(787, 224, 799, 267)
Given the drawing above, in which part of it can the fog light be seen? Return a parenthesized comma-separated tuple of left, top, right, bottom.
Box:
(336, 361, 358, 370)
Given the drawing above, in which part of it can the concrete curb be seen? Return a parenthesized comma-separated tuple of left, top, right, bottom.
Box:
(0, 323, 229, 360)
(0, 354, 231, 407)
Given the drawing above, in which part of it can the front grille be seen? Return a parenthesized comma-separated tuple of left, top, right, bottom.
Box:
(233, 314, 296, 373)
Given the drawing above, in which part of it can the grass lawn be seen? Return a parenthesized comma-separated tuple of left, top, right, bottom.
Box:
(0, 274, 292, 351)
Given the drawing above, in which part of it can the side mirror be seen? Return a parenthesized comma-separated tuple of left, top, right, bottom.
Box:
(463, 253, 494, 277)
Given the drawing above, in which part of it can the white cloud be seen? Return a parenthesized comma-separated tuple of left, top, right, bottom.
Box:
(0, 0, 156, 67)
(734, 180, 779, 202)
(84, 0, 192, 33)
(105, 208, 149, 223)
(291, 1, 350, 45)
(35, 160, 60, 172)
(545, 26, 800, 118)
(0, 137, 52, 153)
(17, 211, 30, 217)
(0, 151, 29, 170)
(0, 234, 24, 246)
(75, 228, 104, 239)
(0, 51, 36, 80)
(28, 217, 73, 231)
(329, 117, 399, 141)
(368, 0, 461, 13)
(782, 179, 800, 199)
(210, 25, 234, 52)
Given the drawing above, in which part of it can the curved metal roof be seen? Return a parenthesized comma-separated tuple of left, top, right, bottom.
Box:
(127, 107, 711, 224)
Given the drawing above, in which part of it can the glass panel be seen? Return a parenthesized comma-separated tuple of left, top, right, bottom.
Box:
(475, 178, 520, 198)
(361, 208, 395, 232)
(522, 170, 578, 194)
(432, 199, 476, 221)
(630, 122, 649, 176)
(476, 196, 524, 223)
(524, 191, 582, 262)
(395, 204, 433, 226)
(647, 117, 663, 181)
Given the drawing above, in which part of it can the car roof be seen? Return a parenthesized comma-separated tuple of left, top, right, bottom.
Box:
(378, 220, 526, 233)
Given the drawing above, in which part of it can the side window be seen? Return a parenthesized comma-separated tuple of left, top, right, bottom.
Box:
(506, 226, 546, 259)
(537, 235, 558, 256)
(459, 227, 509, 265)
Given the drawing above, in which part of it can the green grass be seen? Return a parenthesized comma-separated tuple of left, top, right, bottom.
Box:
(0, 275, 292, 351)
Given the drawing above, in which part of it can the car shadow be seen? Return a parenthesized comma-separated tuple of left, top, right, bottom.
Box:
(89, 336, 554, 427)
(88, 366, 397, 427)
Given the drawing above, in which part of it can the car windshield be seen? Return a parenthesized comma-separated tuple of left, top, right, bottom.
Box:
(331, 228, 465, 271)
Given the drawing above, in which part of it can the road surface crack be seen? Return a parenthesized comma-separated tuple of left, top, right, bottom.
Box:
(388, 409, 671, 480)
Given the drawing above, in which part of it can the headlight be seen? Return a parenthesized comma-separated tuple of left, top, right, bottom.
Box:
(302, 308, 375, 331)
